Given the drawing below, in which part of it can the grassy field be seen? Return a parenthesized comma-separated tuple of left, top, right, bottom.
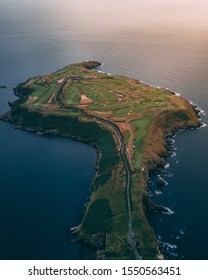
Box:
(130, 118, 150, 170)
(4, 61, 199, 260)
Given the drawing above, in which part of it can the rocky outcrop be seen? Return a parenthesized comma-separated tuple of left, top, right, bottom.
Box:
(151, 203, 171, 214)
(78, 232, 105, 250)
(79, 61, 102, 69)
(157, 176, 167, 186)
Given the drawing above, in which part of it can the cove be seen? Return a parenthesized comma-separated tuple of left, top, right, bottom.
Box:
(0, 121, 96, 259)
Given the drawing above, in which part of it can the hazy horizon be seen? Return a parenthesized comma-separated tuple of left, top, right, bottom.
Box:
(1, 0, 208, 34)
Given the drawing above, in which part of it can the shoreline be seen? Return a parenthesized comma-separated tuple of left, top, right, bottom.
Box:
(1, 99, 201, 259)
(0, 62, 201, 259)
(146, 114, 206, 258)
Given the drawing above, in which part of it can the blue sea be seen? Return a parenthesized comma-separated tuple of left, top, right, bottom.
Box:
(0, 1, 208, 259)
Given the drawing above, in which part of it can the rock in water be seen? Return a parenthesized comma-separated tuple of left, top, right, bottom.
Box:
(157, 176, 167, 186)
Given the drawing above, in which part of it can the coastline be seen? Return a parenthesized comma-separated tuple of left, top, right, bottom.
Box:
(146, 111, 206, 258)
(0, 62, 201, 259)
(1, 97, 200, 259)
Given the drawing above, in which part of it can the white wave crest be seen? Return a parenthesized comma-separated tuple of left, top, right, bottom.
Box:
(159, 241, 177, 250)
(155, 190, 163, 196)
(97, 70, 107, 74)
(188, 100, 206, 115)
(162, 207, 175, 215)
(164, 163, 170, 169)
(200, 109, 206, 116)
(197, 123, 207, 129)
(70, 225, 80, 233)
(179, 229, 185, 235)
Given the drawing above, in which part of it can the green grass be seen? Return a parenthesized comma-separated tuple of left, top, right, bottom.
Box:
(94, 172, 112, 188)
(53, 66, 69, 77)
(113, 106, 133, 115)
(87, 99, 137, 111)
(130, 118, 150, 169)
(123, 130, 130, 143)
(81, 199, 112, 234)
(24, 82, 57, 106)
(63, 82, 80, 104)
(112, 75, 134, 87)
(81, 83, 117, 102)
(87, 98, 166, 116)
(129, 173, 159, 259)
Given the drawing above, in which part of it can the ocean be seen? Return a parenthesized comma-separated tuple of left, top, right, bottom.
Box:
(0, 1, 208, 259)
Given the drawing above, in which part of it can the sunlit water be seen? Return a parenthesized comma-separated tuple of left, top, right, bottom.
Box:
(0, 1, 208, 259)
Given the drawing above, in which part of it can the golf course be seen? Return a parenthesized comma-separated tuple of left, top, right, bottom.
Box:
(2, 61, 200, 259)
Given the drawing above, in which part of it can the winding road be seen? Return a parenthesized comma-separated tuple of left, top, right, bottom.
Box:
(51, 77, 142, 260)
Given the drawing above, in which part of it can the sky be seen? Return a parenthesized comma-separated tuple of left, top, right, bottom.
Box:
(1, 0, 208, 33)
(66, 0, 208, 29)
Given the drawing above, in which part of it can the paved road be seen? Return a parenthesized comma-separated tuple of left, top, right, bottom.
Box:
(47, 76, 70, 104)
(52, 79, 142, 260)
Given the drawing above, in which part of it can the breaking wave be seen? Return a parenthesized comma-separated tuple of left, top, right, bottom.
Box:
(164, 163, 170, 169)
(170, 152, 176, 158)
(155, 190, 163, 196)
(162, 207, 174, 215)
(197, 123, 207, 129)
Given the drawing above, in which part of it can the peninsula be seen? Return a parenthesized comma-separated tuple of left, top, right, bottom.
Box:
(1, 61, 200, 259)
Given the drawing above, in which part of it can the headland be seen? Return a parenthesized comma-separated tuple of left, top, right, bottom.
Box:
(1, 61, 200, 259)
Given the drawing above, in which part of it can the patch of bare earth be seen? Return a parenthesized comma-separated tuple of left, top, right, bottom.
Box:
(80, 94, 92, 104)
(117, 122, 128, 132)
(42, 104, 59, 110)
(28, 96, 38, 102)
